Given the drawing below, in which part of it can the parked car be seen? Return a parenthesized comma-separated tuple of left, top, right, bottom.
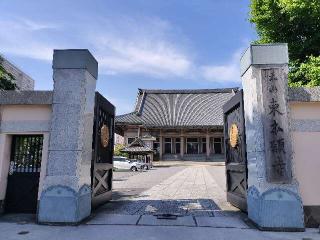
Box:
(126, 158, 152, 170)
(134, 159, 149, 170)
(113, 156, 143, 171)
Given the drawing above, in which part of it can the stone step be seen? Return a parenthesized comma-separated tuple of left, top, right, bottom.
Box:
(162, 154, 224, 162)
(86, 213, 250, 229)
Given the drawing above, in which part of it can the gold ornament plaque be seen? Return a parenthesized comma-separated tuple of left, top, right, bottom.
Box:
(101, 124, 109, 148)
(229, 124, 239, 148)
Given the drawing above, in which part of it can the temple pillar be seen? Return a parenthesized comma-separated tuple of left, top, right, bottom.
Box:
(206, 132, 210, 158)
(180, 135, 185, 159)
(159, 130, 163, 160)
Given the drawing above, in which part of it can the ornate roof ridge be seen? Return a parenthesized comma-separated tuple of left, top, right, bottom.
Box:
(139, 88, 239, 94)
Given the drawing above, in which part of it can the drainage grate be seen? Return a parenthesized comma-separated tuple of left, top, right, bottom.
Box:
(155, 214, 179, 220)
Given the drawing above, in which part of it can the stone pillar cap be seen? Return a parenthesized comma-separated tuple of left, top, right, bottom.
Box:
(240, 43, 289, 76)
(53, 49, 98, 79)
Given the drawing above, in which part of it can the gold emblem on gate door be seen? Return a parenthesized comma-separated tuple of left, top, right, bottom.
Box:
(101, 124, 110, 148)
(229, 123, 239, 148)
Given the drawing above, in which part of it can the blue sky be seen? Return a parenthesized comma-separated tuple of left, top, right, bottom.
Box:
(0, 0, 257, 114)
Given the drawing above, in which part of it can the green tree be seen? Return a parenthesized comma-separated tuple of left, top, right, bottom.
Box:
(289, 56, 320, 86)
(0, 56, 17, 90)
(250, 0, 320, 86)
(114, 144, 128, 157)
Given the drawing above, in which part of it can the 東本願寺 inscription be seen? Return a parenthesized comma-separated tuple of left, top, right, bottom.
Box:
(261, 68, 292, 183)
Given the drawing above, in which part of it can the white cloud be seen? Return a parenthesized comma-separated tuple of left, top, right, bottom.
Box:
(88, 17, 192, 78)
(15, 17, 58, 31)
(0, 15, 193, 79)
(0, 15, 246, 85)
(0, 18, 58, 61)
(200, 49, 243, 83)
(96, 37, 192, 77)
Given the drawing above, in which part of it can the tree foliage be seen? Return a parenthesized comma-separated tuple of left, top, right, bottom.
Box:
(250, 0, 320, 86)
(0, 56, 17, 90)
(289, 56, 320, 87)
(114, 144, 128, 157)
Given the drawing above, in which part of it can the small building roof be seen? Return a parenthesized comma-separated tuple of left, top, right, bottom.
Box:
(121, 138, 154, 154)
(116, 88, 238, 128)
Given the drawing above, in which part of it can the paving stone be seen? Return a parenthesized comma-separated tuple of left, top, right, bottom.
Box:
(195, 216, 249, 228)
(213, 210, 244, 217)
(87, 214, 140, 225)
(98, 165, 241, 218)
(138, 215, 196, 227)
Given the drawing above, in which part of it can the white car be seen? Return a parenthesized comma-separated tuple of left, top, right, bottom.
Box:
(113, 156, 142, 171)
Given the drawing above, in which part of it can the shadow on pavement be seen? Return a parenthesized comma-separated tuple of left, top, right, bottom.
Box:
(94, 198, 240, 217)
(0, 213, 36, 223)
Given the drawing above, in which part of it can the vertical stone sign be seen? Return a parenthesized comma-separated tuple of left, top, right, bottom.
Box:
(241, 44, 304, 230)
(261, 68, 292, 183)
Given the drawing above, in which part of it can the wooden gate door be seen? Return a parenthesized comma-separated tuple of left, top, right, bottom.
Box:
(223, 90, 247, 211)
(5, 135, 43, 213)
(91, 92, 115, 208)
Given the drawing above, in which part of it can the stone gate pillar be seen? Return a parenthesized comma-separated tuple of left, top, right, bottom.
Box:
(38, 50, 98, 223)
(240, 44, 304, 230)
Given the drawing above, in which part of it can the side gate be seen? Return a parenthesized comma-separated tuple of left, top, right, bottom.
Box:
(5, 135, 43, 213)
(223, 90, 248, 211)
(91, 92, 115, 208)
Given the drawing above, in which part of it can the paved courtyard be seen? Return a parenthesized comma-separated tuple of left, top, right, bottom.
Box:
(1, 162, 319, 239)
(93, 163, 241, 217)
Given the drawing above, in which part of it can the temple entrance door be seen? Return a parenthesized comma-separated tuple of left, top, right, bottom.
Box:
(223, 90, 248, 211)
(91, 92, 115, 209)
(213, 138, 222, 154)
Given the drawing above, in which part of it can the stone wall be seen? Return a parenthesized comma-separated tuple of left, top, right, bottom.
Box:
(0, 93, 52, 213)
(289, 87, 320, 227)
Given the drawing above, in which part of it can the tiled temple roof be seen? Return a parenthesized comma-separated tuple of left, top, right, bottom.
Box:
(116, 88, 238, 128)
